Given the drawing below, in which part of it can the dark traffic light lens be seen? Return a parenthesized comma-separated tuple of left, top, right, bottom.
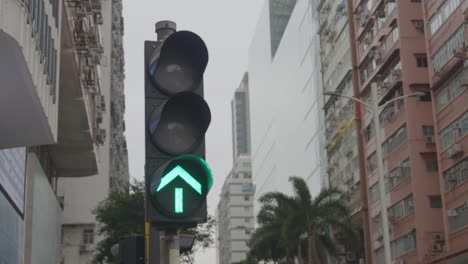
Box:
(148, 92, 211, 155)
(148, 31, 208, 95)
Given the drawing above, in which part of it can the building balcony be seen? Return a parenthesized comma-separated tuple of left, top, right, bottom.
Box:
(0, 0, 60, 148)
(48, 3, 105, 177)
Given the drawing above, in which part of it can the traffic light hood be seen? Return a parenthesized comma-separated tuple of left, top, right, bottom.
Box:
(148, 91, 211, 155)
(148, 31, 209, 95)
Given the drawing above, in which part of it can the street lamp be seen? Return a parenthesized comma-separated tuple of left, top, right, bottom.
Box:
(324, 82, 424, 264)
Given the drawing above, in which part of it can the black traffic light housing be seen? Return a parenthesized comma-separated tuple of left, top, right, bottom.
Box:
(144, 28, 211, 228)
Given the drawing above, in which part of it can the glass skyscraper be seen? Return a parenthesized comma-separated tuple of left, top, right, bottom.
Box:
(248, 0, 326, 218)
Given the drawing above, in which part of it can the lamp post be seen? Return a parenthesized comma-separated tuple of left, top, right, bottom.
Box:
(324, 82, 424, 264)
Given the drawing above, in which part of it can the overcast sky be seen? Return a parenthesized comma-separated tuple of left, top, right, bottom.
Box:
(122, 0, 264, 262)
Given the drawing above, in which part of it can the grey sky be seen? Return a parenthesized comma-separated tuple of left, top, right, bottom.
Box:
(122, 0, 264, 262)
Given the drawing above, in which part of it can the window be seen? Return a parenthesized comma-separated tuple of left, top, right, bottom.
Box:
(370, 183, 380, 202)
(386, 159, 411, 190)
(416, 56, 428, 67)
(383, 125, 408, 156)
(372, 213, 383, 235)
(375, 247, 385, 264)
(423, 126, 435, 136)
(429, 0, 462, 35)
(244, 195, 250, 201)
(245, 229, 252, 235)
(367, 152, 377, 172)
(436, 68, 468, 111)
(245, 218, 251, 223)
(392, 230, 416, 257)
(444, 158, 468, 190)
(82, 229, 94, 244)
(429, 196, 442, 208)
(426, 160, 439, 172)
(389, 195, 414, 222)
(440, 112, 468, 149)
(242, 183, 253, 192)
(364, 123, 375, 142)
(432, 26, 464, 73)
(244, 173, 252, 179)
(448, 203, 468, 232)
(392, 27, 399, 42)
(405, 195, 415, 213)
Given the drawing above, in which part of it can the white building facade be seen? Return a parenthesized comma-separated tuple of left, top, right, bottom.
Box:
(57, 0, 129, 263)
(217, 73, 255, 264)
(217, 156, 254, 264)
(248, 0, 326, 218)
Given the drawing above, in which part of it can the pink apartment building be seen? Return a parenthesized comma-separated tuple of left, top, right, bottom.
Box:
(349, 0, 448, 263)
(422, 0, 468, 263)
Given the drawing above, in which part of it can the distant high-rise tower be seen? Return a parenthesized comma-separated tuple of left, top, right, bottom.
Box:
(231, 73, 251, 160)
(217, 72, 254, 264)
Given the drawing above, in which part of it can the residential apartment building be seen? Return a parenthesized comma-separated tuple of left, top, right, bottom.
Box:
(57, 0, 129, 263)
(422, 0, 468, 263)
(248, 0, 326, 218)
(349, 0, 440, 263)
(318, 0, 371, 261)
(217, 73, 254, 264)
(217, 156, 254, 264)
(0, 0, 127, 263)
(1, 0, 66, 263)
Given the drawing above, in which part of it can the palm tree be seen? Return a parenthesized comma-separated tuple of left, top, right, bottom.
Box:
(248, 176, 359, 264)
(287, 176, 359, 264)
(248, 192, 299, 263)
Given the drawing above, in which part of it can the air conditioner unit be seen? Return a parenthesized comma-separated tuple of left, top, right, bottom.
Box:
(425, 136, 435, 144)
(447, 210, 458, 217)
(433, 233, 444, 241)
(414, 21, 424, 31)
(453, 46, 467, 59)
(447, 144, 463, 159)
(346, 252, 357, 261)
(431, 243, 443, 252)
(392, 69, 401, 76)
(374, 9, 385, 18)
(79, 244, 91, 252)
(374, 231, 383, 241)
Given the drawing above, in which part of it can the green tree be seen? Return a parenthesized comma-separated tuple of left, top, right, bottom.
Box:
(249, 176, 359, 264)
(92, 180, 216, 264)
(92, 181, 145, 264)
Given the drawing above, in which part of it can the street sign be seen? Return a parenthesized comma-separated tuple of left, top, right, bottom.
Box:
(148, 154, 212, 218)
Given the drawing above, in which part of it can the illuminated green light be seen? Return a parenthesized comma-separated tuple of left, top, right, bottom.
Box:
(156, 165, 202, 194)
(175, 188, 184, 213)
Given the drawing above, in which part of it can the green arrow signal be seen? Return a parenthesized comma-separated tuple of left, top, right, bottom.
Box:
(156, 165, 202, 194)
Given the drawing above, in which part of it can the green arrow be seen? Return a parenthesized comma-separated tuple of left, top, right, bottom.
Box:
(156, 165, 202, 194)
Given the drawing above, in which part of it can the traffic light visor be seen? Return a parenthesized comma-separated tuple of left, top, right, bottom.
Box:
(148, 31, 209, 94)
(148, 92, 211, 155)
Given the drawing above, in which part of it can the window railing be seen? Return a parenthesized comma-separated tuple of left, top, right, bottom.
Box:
(392, 230, 416, 257)
(429, 0, 462, 36)
(444, 157, 468, 191)
(383, 125, 408, 156)
(448, 203, 468, 232)
(436, 67, 468, 111)
(431, 26, 465, 74)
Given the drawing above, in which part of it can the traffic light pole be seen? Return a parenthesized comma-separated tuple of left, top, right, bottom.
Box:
(160, 228, 180, 264)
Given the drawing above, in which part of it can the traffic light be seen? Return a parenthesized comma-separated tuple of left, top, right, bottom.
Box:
(145, 24, 212, 227)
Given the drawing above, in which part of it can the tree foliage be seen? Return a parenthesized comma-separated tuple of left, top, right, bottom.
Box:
(247, 176, 360, 264)
(91, 180, 216, 264)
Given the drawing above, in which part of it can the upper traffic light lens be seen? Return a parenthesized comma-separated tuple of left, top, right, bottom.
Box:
(148, 92, 211, 155)
(148, 31, 208, 95)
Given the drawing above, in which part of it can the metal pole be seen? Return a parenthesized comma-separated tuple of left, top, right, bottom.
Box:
(149, 223, 161, 264)
(371, 82, 392, 263)
(160, 228, 180, 264)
